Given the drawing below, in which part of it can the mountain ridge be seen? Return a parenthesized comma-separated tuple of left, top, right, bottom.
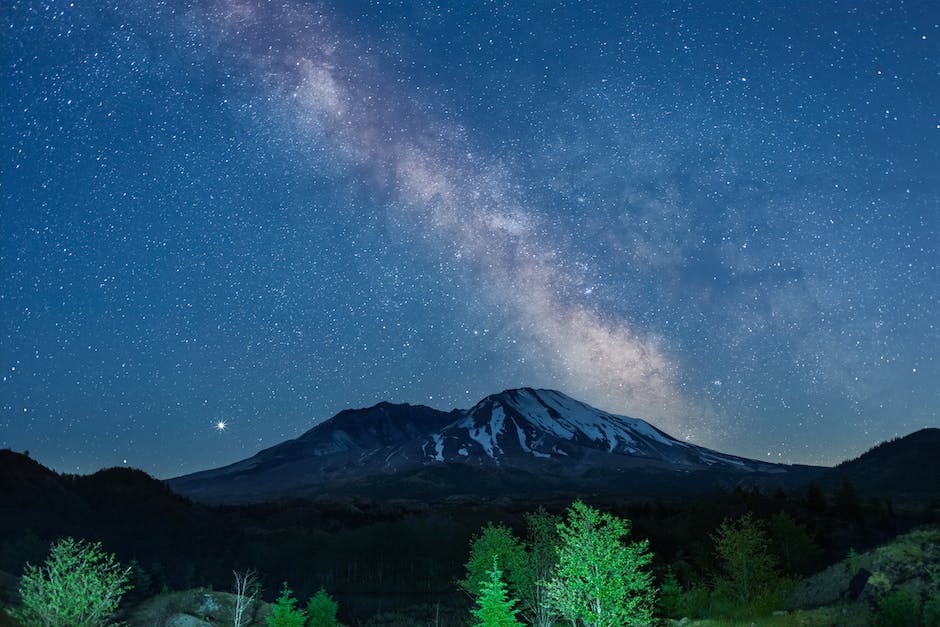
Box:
(167, 388, 823, 503)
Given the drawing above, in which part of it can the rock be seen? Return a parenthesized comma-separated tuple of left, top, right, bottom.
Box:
(197, 593, 221, 616)
(165, 613, 212, 627)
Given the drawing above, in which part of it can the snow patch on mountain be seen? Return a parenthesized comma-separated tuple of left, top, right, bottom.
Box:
(426, 388, 775, 470)
(431, 433, 444, 462)
(464, 405, 507, 459)
(513, 419, 550, 458)
(513, 388, 675, 449)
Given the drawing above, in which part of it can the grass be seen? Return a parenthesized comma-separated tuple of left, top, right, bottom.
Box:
(666, 603, 871, 626)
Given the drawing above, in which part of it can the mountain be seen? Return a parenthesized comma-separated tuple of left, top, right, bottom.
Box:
(428, 388, 780, 472)
(820, 428, 940, 501)
(168, 388, 823, 503)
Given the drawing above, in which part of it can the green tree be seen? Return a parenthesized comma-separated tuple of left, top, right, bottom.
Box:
(521, 508, 562, 627)
(306, 587, 339, 627)
(15, 536, 132, 627)
(461, 512, 561, 627)
(471, 558, 525, 627)
(833, 478, 863, 519)
(546, 500, 656, 627)
(658, 567, 683, 618)
(804, 481, 827, 514)
(768, 512, 819, 575)
(267, 582, 307, 627)
(459, 523, 528, 602)
(712, 513, 779, 606)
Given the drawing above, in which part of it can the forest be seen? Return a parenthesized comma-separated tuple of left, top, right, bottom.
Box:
(1, 448, 938, 626)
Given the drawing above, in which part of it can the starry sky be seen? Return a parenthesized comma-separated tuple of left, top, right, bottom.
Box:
(1, 1, 937, 479)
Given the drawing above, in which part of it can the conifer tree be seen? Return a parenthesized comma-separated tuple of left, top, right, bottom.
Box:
(267, 582, 307, 627)
(471, 559, 525, 627)
(306, 587, 340, 627)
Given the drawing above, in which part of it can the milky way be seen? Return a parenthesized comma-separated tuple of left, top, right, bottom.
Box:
(197, 0, 699, 431)
(1, 0, 936, 476)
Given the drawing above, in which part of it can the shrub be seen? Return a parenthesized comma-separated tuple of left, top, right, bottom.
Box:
(678, 585, 711, 619)
(924, 593, 940, 627)
(875, 588, 920, 627)
(15, 536, 132, 627)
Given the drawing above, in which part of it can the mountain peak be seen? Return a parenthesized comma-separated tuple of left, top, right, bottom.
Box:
(168, 388, 802, 503)
(466, 386, 674, 456)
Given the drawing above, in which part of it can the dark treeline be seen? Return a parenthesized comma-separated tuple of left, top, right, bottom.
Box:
(1, 449, 936, 624)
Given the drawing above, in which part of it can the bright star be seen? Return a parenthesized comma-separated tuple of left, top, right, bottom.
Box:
(215, 420, 227, 432)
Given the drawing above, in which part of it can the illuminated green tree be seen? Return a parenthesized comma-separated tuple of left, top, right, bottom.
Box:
(471, 558, 525, 627)
(546, 500, 656, 627)
(267, 582, 306, 627)
(521, 508, 562, 627)
(15, 536, 132, 627)
(461, 513, 561, 627)
(460, 523, 528, 601)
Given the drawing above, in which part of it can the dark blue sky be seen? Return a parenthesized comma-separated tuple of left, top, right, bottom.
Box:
(2, 1, 937, 478)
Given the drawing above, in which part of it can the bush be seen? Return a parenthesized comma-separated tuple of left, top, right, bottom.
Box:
(678, 585, 711, 619)
(15, 536, 132, 627)
(876, 588, 920, 627)
(924, 593, 940, 627)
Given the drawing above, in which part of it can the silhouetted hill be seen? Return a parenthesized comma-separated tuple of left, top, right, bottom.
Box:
(0, 450, 213, 585)
(821, 428, 940, 501)
(0, 449, 67, 498)
(0, 449, 90, 529)
(0, 452, 196, 533)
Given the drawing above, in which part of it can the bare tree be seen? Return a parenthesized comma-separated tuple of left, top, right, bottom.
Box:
(232, 569, 258, 627)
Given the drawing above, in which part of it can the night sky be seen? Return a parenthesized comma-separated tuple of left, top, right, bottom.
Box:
(2, 1, 937, 479)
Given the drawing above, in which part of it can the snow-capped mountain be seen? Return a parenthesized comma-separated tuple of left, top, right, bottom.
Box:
(422, 388, 775, 472)
(168, 388, 814, 503)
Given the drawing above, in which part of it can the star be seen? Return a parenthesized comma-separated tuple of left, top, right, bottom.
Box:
(215, 420, 227, 432)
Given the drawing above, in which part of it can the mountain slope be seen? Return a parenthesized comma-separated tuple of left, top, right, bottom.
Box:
(426, 388, 780, 473)
(168, 388, 820, 503)
(820, 428, 940, 500)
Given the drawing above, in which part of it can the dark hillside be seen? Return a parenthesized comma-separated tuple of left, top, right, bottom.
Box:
(821, 428, 940, 501)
